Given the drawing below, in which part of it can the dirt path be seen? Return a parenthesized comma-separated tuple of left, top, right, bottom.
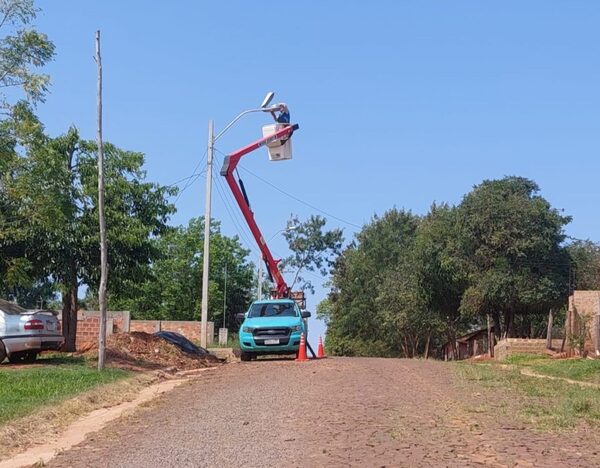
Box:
(46, 358, 600, 467)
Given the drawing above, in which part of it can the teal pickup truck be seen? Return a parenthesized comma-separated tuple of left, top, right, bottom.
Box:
(237, 299, 311, 361)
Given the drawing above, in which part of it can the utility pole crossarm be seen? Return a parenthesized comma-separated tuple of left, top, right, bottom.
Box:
(219, 124, 298, 299)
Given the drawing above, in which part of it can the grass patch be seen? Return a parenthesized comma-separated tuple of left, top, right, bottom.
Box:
(506, 353, 600, 384)
(458, 361, 600, 430)
(0, 356, 130, 425)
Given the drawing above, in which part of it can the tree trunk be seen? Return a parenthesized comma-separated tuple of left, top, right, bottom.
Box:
(506, 310, 515, 338)
(546, 308, 554, 350)
(493, 311, 502, 340)
(61, 279, 78, 352)
(487, 314, 494, 358)
(424, 332, 431, 359)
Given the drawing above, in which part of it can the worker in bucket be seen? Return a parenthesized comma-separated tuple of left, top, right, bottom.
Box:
(270, 103, 290, 125)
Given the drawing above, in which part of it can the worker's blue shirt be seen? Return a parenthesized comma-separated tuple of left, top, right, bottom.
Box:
(276, 112, 290, 124)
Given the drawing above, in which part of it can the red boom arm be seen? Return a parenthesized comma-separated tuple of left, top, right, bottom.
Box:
(219, 124, 299, 299)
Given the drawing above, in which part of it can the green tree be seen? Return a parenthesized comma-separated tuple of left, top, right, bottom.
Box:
(2, 112, 175, 350)
(413, 203, 469, 358)
(281, 215, 344, 294)
(568, 239, 600, 290)
(108, 217, 255, 330)
(453, 176, 571, 338)
(325, 209, 421, 356)
(0, 0, 55, 110)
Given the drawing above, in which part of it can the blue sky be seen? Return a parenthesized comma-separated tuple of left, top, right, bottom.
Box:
(33, 1, 600, 338)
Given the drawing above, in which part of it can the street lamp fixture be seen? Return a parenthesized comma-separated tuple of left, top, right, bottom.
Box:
(200, 92, 286, 348)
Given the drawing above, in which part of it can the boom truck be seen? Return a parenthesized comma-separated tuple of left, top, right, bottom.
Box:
(221, 97, 312, 361)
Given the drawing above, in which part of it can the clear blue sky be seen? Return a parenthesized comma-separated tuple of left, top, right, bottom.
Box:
(34, 1, 600, 338)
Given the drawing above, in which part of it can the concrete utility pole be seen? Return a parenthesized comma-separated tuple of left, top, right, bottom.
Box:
(95, 30, 108, 371)
(200, 120, 214, 348)
(200, 92, 279, 347)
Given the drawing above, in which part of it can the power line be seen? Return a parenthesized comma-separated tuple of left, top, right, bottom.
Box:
(213, 146, 362, 230)
(172, 148, 209, 204)
(166, 171, 205, 189)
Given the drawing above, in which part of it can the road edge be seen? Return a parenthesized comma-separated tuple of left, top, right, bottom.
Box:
(0, 367, 216, 468)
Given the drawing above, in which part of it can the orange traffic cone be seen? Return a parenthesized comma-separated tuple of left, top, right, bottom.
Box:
(296, 333, 309, 362)
(317, 335, 326, 359)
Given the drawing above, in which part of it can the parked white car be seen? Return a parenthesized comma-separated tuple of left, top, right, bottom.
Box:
(0, 299, 64, 363)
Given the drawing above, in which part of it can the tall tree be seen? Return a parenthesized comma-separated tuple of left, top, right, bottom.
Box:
(281, 214, 344, 294)
(0, 0, 55, 111)
(3, 112, 175, 350)
(324, 209, 421, 356)
(568, 239, 600, 290)
(107, 217, 255, 330)
(453, 176, 571, 338)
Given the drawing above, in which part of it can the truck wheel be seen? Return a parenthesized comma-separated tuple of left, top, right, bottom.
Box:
(0, 341, 6, 363)
(240, 352, 253, 362)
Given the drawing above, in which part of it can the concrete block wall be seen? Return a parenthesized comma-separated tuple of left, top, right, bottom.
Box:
(569, 291, 600, 352)
(494, 338, 563, 361)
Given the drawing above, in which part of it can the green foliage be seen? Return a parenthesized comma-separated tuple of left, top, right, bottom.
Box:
(0, 0, 55, 109)
(325, 177, 573, 358)
(282, 214, 344, 294)
(453, 177, 571, 335)
(567, 239, 600, 290)
(106, 217, 254, 329)
(325, 209, 430, 357)
(0, 107, 176, 349)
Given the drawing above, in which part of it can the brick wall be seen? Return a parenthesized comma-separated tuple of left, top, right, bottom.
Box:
(494, 338, 563, 361)
(567, 291, 600, 354)
(58, 310, 214, 349)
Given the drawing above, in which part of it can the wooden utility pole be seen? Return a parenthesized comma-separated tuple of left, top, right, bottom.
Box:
(96, 30, 108, 370)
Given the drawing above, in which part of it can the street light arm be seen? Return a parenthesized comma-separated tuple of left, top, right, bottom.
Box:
(214, 106, 280, 142)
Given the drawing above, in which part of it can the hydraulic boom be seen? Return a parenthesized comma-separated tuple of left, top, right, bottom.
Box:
(219, 124, 299, 299)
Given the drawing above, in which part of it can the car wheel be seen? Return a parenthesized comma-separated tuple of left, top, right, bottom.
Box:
(8, 351, 37, 364)
(22, 352, 38, 363)
(240, 351, 253, 362)
(0, 340, 6, 363)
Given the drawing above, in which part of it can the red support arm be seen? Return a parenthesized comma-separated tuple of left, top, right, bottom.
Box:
(219, 124, 299, 299)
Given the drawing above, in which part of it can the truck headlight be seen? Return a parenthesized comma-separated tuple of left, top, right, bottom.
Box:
(291, 325, 302, 332)
(242, 326, 254, 333)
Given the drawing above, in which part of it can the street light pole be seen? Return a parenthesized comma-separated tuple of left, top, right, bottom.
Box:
(200, 92, 279, 347)
(200, 120, 214, 349)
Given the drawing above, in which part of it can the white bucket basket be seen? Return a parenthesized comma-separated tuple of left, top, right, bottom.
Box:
(262, 124, 293, 161)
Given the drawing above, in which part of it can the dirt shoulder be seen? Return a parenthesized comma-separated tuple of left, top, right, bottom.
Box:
(44, 357, 600, 467)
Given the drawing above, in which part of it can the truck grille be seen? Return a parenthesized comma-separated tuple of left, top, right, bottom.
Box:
(253, 327, 291, 337)
(253, 327, 291, 346)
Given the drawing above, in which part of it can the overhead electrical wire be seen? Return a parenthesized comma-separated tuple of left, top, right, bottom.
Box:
(172, 148, 208, 203)
(213, 146, 362, 230)
(210, 169, 261, 260)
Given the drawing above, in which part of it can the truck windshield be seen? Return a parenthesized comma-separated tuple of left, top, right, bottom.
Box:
(248, 302, 297, 318)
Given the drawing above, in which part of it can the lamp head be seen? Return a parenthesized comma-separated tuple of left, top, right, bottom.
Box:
(261, 91, 275, 109)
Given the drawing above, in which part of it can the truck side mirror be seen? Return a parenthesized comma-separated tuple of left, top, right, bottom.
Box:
(301, 311, 311, 319)
(235, 313, 246, 323)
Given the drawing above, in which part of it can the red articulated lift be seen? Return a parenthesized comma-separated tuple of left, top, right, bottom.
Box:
(219, 118, 316, 358)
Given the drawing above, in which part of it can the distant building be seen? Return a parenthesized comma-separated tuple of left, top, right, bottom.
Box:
(443, 328, 493, 361)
